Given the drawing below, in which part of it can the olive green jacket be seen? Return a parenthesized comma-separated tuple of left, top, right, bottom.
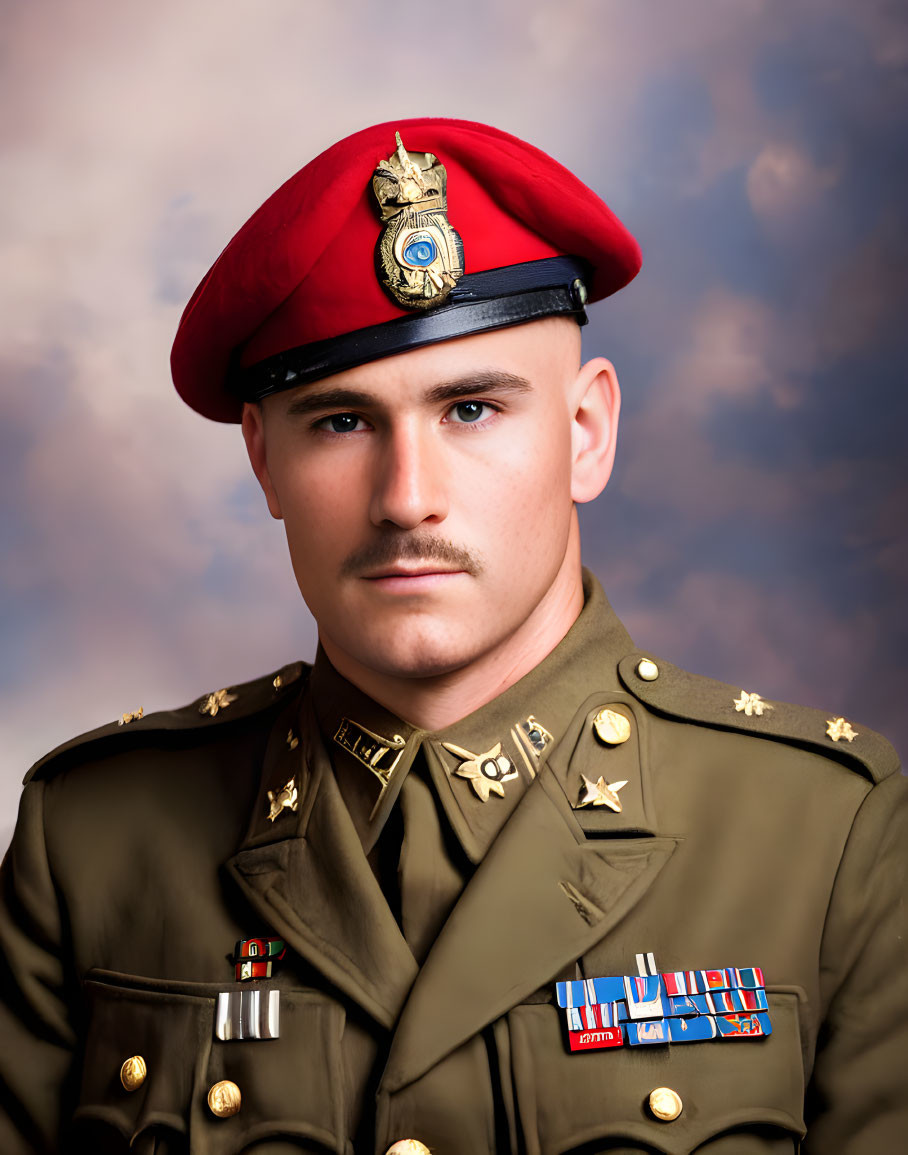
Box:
(1, 579, 905, 1154)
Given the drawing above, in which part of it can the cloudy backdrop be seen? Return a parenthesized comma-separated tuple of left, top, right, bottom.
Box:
(2, 0, 906, 851)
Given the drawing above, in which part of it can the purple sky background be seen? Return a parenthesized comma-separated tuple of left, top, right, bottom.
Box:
(2, 0, 906, 851)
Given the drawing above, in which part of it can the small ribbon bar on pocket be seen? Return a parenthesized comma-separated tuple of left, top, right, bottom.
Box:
(556, 965, 770, 1052)
(215, 989, 280, 1041)
(232, 936, 286, 981)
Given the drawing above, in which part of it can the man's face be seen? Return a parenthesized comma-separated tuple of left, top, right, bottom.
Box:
(244, 318, 615, 688)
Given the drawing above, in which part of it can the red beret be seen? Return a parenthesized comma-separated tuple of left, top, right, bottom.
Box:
(171, 117, 641, 422)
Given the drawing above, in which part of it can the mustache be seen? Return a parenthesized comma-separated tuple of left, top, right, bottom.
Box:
(340, 531, 484, 577)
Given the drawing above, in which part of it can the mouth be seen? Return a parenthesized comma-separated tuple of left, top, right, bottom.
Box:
(360, 565, 468, 591)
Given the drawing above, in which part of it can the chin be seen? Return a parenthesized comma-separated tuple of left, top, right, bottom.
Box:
(336, 620, 487, 682)
(362, 642, 475, 681)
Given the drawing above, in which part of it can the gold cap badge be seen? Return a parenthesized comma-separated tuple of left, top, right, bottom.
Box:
(372, 132, 464, 309)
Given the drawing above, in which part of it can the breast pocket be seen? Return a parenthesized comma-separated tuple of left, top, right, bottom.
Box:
(73, 969, 349, 1154)
(508, 989, 807, 1155)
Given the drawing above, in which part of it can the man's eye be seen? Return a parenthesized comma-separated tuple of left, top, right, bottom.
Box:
(318, 413, 362, 433)
(448, 400, 492, 424)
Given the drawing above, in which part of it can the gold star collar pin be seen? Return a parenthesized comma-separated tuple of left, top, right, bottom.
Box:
(442, 741, 518, 802)
(826, 717, 858, 743)
(577, 774, 628, 813)
(199, 688, 238, 717)
(733, 691, 772, 718)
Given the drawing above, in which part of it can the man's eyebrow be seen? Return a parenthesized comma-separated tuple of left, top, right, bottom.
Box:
(424, 371, 533, 404)
(283, 371, 533, 417)
(284, 388, 377, 417)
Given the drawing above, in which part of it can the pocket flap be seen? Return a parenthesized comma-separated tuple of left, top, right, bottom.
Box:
(509, 990, 806, 1154)
(74, 971, 347, 1153)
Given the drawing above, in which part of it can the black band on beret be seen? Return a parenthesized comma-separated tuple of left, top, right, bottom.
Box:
(232, 256, 590, 403)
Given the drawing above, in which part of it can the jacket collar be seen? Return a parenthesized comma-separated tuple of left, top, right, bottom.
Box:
(307, 570, 635, 864)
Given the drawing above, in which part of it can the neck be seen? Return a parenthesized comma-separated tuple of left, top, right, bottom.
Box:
(320, 529, 585, 731)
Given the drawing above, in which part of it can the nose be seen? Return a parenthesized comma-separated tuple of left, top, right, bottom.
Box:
(369, 422, 449, 529)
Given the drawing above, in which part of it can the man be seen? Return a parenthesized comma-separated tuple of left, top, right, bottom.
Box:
(0, 118, 905, 1154)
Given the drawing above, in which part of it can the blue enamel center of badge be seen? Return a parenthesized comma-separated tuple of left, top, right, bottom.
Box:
(403, 233, 437, 267)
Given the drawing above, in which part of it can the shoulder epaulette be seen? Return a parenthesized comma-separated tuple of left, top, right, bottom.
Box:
(617, 651, 900, 785)
(24, 661, 311, 784)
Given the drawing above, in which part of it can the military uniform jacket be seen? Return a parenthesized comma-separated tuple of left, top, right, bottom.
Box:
(1, 576, 906, 1154)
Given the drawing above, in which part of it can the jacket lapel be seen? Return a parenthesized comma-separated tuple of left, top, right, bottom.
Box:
(380, 767, 678, 1092)
(223, 700, 417, 1029)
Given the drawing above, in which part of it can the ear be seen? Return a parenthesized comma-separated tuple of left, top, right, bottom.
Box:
(569, 356, 621, 504)
(241, 402, 283, 520)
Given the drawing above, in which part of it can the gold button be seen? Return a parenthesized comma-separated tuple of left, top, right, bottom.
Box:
(593, 707, 632, 745)
(385, 1142, 432, 1155)
(208, 1079, 241, 1118)
(648, 1086, 683, 1121)
(119, 1055, 146, 1091)
(636, 658, 660, 682)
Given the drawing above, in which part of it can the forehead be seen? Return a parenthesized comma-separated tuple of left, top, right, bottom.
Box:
(268, 317, 581, 414)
